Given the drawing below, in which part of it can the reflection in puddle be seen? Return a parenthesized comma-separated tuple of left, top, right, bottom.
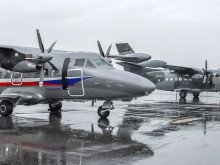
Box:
(0, 113, 153, 165)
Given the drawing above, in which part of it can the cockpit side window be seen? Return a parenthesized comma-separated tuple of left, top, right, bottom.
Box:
(85, 59, 95, 67)
(93, 58, 111, 67)
(74, 59, 85, 67)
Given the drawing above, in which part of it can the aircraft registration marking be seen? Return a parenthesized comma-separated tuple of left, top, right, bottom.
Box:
(155, 74, 164, 79)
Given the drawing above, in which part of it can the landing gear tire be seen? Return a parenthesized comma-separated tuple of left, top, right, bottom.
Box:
(49, 102, 62, 111)
(98, 106, 110, 118)
(179, 98, 186, 104)
(97, 118, 110, 129)
(193, 93, 200, 97)
(179, 90, 187, 98)
(0, 101, 13, 116)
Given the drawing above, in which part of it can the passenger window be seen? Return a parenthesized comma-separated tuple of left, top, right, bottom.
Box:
(170, 78, 173, 81)
(179, 77, 182, 81)
(85, 59, 95, 67)
(165, 78, 169, 81)
(175, 77, 178, 81)
(74, 59, 85, 67)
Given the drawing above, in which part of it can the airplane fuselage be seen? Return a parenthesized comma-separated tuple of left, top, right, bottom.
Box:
(0, 52, 155, 106)
(145, 70, 220, 93)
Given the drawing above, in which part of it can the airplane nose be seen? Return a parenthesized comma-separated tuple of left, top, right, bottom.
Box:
(125, 72, 156, 97)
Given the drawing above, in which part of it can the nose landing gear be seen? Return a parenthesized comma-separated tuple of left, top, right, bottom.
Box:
(98, 100, 114, 118)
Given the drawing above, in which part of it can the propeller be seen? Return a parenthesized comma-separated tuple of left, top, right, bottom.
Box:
(202, 60, 210, 83)
(202, 60, 213, 87)
(105, 44, 112, 57)
(36, 29, 58, 86)
(97, 40, 112, 57)
(97, 40, 105, 57)
(47, 40, 57, 53)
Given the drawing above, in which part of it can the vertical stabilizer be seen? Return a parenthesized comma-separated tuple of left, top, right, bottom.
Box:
(116, 43, 135, 55)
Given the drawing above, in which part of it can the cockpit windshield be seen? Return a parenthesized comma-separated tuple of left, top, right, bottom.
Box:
(93, 58, 111, 67)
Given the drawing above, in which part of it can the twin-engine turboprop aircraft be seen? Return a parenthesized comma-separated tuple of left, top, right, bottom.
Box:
(0, 30, 155, 118)
(116, 43, 220, 99)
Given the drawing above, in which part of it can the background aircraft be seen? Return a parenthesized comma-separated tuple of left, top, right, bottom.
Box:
(97, 41, 151, 63)
(116, 43, 220, 99)
(0, 30, 155, 118)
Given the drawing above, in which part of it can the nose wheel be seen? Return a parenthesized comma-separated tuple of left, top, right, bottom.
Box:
(97, 100, 114, 118)
(98, 106, 110, 118)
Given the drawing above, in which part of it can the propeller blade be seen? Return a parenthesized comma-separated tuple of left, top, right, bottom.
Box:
(97, 40, 105, 57)
(203, 76, 207, 83)
(47, 40, 57, 53)
(210, 75, 213, 87)
(105, 44, 112, 57)
(205, 60, 207, 70)
(36, 29, 44, 53)
(39, 65, 44, 87)
(48, 61, 59, 71)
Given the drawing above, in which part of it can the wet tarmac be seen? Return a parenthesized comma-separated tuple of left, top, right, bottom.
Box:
(1, 90, 220, 165)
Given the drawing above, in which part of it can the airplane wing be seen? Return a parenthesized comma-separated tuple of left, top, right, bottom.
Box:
(164, 65, 202, 76)
(0, 90, 46, 105)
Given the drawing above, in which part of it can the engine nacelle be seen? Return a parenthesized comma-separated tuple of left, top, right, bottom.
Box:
(191, 74, 203, 79)
(12, 61, 41, 73)
(139, 60, 167, 68)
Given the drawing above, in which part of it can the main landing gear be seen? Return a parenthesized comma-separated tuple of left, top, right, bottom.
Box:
(179, 90, 188, 98)
(98, 100, 115, 118)
(0, 101, 13, 116)
(179, 90, 200, 98)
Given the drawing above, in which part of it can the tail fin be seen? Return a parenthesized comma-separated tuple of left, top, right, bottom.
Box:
(115, 43, 135, 55)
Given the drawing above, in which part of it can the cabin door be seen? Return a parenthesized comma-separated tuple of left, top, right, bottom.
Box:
(11, 72, 22, 85)
(67, 69, 84, 96)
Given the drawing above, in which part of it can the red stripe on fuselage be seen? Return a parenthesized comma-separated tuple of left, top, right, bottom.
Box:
(0, 82, 62, 86)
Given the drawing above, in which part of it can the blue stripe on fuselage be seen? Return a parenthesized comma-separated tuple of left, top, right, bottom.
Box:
(41, 76, 91, 86)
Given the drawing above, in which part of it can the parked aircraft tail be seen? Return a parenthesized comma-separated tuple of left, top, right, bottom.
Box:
(115, 43, 135, 55)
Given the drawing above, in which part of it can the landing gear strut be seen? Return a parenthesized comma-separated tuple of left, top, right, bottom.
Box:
(49, 102, 62, 111)
(179, 90, 188, 98)
(0, 101, 13, 116)
(97, 100, 114, 118)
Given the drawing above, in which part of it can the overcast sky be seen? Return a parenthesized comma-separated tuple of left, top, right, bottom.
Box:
(0, 0, 220, 69)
